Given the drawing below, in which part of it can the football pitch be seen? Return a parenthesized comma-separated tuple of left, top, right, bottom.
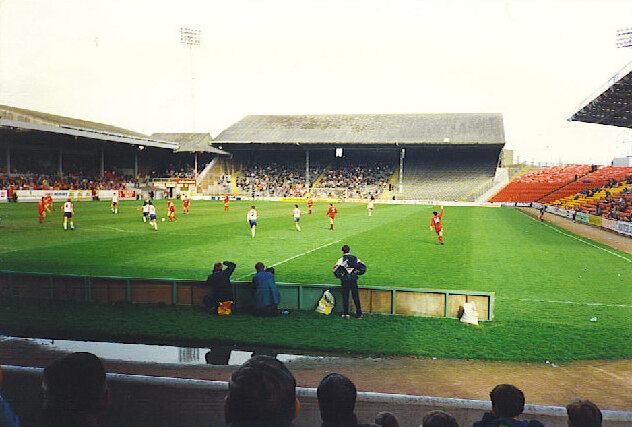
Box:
(1, 199, 631, 361)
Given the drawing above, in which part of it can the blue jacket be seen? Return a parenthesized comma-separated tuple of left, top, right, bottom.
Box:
(472, 412, 543, 427)
(252, 271, 281, 309)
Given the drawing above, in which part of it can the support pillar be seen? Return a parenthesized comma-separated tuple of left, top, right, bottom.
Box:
(58, 148, 63, 177)
(6, 146, 10, 176)
(100, 147, 105, 177)
(399, 148, 405, 193)
(305, 149, 310, 190)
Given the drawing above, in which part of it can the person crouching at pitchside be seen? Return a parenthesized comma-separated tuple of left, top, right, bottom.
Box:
(247, 206, 258, 238)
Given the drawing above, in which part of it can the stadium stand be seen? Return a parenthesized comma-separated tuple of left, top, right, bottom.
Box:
(553, 173, 632, 220)
(541, 166, 632, 204)
(488, 164, 593, 203)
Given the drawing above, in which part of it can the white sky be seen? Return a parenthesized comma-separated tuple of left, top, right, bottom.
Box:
(1, 0, 631, 165)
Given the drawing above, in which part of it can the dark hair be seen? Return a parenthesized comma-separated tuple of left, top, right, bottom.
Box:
(422, 410, 459, 427)
(375, 411, 399, 427)
(225, 355, 296, 427)
(341, 245, 350, 253)
(266, 267, 275, 275)
(255, 262, 265, 272)
(490, 384, 525, 418)
(213, 262, 223, 273)
(317, 373, 357, 427)
(566, 399, 602, 427)
(294, 204, 298, 208)
(433, 211, 438, 216)
(42, 352, 107, 424)
(251, 205, 255, 209)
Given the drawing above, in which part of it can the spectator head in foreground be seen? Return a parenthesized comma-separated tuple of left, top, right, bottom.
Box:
(566, 399, 602, 427)
(255, 261, 265, 272)
(213, 262, 224, 273)
(422, 410, 458, 427)
(341, 244, 350, 254)
(317, 373, 360, 427)
(375, 411, 400, 427)
(42, 352, 109, 427)
(490, 384, 525, 418)
(224, 355, 298, 427)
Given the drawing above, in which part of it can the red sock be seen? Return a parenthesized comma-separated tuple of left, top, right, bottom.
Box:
(330, 224, 334, 230)
(439, 236, 443, 244)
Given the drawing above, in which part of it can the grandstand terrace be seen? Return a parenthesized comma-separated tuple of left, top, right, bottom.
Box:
(0, 106, 229, 193)
(214, 113, 505, 200)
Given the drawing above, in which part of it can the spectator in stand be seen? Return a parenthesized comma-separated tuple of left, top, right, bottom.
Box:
(375, 411, 399, 427)
(566, 399, 601, 427)
(423, 410, 459, 427)
(472, 384, 544, 427)
(41, 352, 109, 427)
(317, 373, 377, 427)
(224, 355, 299, 427)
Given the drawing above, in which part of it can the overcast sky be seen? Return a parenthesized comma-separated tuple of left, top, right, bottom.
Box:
(1, 0, 631, 165)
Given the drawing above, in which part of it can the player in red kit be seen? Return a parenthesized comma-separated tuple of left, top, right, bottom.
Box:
(430, 206, 444, 245)
(326, 203, 338, 230)
(167, 200, 177, 222)
(307, 197, 314, 214)
(45, 193, 55, 212)
(38, 197, 47, 223)
(223, 195, 230, 211)
(182, 196, 190, 214)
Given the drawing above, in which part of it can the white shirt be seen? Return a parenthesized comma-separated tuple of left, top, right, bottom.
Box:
(293, 207, 301, 218)
(112, 193, 119, 203)
(148, 205, 156, 215)
(143, 202, 150, 213)
(247, 209, 258, 221)
(368, 201, 374, 209)
(63, 201, 73, 213)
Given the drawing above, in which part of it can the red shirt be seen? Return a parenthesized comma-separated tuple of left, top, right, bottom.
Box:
(183, 199, 190, 207)
(307, 199, 313, 207)
(168, 201, 175, 212)
(327, 206, 338, 218)
(431, 208, 444, 231)
(38, 200, 46, 214)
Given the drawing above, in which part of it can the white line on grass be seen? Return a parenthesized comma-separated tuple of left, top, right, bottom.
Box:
(92, 226, 140, 233)
(236, 239, 342, 281)
(497, 297, 632, 308)
(528, 216, 632, 264)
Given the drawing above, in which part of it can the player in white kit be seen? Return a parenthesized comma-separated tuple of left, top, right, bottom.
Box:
(111, 192, 119, 214)
(63, 198, 74, 230)
(148, 201, 158, 231)
(293, 204, 302, 231)
(247, 206, 258, 238)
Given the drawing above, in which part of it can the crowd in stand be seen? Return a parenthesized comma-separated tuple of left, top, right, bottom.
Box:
(235, 161, 394, 199)
(0, 351, 607, 427)
(561, 174, 632, 221)
(236, 162, 322, 197)
(0, 171, 133, 192)
(314, 162, 394, 199)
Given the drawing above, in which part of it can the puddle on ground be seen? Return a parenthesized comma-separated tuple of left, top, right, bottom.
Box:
(0, 335, 345, 366)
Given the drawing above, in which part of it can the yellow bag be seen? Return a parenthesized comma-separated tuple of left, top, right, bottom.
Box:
(315, 290, 334, 315)
(218, 301, 233, 316)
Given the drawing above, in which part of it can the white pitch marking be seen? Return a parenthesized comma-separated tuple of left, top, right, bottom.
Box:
(236, 239, 342, 280)
(497, 297, 632, 309)
(527, 215, 632, 264)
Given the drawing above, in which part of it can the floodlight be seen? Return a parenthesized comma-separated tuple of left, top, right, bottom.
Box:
(616, 28, 632, 48)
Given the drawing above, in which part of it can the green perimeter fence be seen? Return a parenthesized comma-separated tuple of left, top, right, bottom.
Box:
(0, 270, 494, 321)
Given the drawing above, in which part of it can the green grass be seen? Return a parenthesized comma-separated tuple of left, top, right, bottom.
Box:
(1, 199, 631, 361)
